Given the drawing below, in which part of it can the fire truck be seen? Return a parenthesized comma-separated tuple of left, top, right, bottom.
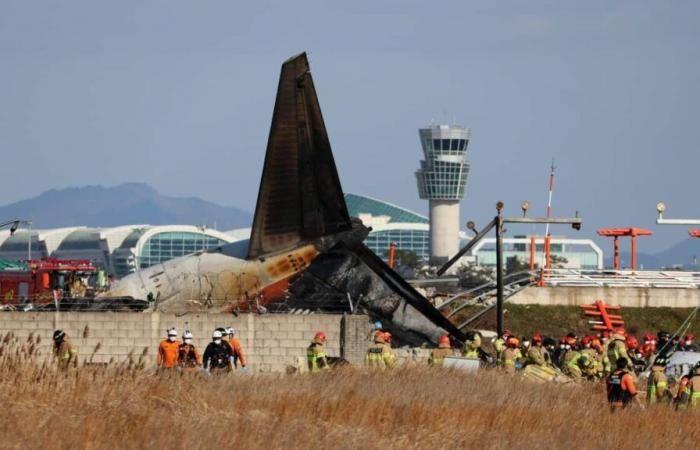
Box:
(0, 258, 97, 306)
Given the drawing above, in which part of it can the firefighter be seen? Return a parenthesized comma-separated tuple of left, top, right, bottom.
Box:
(656, 330, 673, 358)
(688, 363, 700, 409)
(526, 332, 551, 367)
(307, 331, 330, 373)
(563, 336, 590, 380)
(365, 331, 396, 370)
(203, 330, 234, 375)
(607, 357, 639, 411)
(53, 329, 78, 370)
(226, 327, 247, 370)
(462, 331, 482, 359)
(607, 328, 633, 372)
(177, 330, 202, 371)
(646, 356, 668, 406)
(680, 333, 697, 352)
(553, 337, 570, 369)
(640, 333, 657, 361)
(580, 336, 602, 379)
(429, 335, 453, 367)
(500, 336, 521, 374)
(494, 330, 513, 360)
(157, 328, 180, 371)
(590, 336, 609, 377)
(675, 375, 691, 410)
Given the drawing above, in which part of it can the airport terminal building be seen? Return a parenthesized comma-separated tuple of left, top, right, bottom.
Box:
(0, 195, 603, 277)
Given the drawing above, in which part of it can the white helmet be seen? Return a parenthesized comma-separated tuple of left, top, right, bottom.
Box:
(227, 327, 235, 336)
(183, 330, 193, 340)
(167, 328, 178, 337)
(212, 330, 223, 339)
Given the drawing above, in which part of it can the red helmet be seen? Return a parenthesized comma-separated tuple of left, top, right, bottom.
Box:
(614, 327, 627, 337)
(506, 337, 520, 348)
(580, 336, 592, 347)
(565, 336, 577, 347)
(374, 330, 386, 343)
(314, 331, 326, 343)
(532, 332, 543, 343)
(600, 330, 611, 340)
(438, 335, 450, 348)
(383, 331, 393, 344)
(684, 333, 695, 341)
(625, 335, 639, 350)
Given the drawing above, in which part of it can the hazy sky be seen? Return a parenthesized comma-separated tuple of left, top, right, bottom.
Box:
(1, 1, 699, 253)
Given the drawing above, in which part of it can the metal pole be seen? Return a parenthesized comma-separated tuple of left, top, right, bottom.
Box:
(613, 236, 619, 270)
(631, 235, 637, 270)
(27, 221, 32, 261)
(495, 215, 504, 337)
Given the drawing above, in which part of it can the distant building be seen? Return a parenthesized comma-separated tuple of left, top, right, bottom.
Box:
(471, 236, 604, 270)
(415, 124, 471, 263)
(0, 225, 238, 278)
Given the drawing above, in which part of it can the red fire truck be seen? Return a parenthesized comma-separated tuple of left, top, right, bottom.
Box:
(0, 258, 97, 307)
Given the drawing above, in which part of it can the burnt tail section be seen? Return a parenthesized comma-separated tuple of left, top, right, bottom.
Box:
(247, 52, 351, 260)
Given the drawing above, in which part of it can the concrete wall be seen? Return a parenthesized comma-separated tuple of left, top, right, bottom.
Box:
(0, 312, 374, 372)
(510, 286, 700, 308)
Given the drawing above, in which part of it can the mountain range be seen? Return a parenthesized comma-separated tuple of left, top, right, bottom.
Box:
(0, 183, 252, 230)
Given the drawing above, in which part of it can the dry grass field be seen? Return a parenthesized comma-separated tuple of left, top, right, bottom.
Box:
(1, 333, 698, 450)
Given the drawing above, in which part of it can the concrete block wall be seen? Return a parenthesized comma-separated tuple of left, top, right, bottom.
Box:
(0, 312, 374, 372)
(510, 286, 700, 308)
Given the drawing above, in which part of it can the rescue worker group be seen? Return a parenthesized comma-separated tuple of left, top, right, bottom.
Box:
(50, 325, 700, 411)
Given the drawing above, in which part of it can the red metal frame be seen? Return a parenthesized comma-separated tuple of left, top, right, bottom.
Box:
(597, 227, 652, 270)
(581, 300, 624, 332)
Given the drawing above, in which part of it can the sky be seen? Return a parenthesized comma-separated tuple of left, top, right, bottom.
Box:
(1, 1, 699, 253)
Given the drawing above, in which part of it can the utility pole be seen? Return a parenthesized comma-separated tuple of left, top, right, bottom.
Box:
(438, 201, 582, 336)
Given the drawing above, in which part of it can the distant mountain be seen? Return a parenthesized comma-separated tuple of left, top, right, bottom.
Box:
(604, 238, 700, 269)
(0, 183, 252, 230)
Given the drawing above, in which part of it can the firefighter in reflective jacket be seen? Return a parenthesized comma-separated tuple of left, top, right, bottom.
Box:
(607, 328, 633, 371)
(688, 363, 700, 409)
(53, 329, 78, 370)
(527, 332, 551, 367)
(429, 335, 453, 366)
(494, 330, 513, 360)
(500, 337, 521, 374)
(463, 331, 482, 359)
(607, 358, 638, 411)
(307, 331, 330, 373)
(365, 331, 396, 369)
(646, 357, 668, 405)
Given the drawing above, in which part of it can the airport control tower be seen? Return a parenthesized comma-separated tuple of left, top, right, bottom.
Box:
(415, 124, 471, 264)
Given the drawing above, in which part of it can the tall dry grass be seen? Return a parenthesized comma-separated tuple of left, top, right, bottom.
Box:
(0, 332, 697, 450)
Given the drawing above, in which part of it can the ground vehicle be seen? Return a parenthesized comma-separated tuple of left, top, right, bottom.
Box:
(0, 258, 98, 306)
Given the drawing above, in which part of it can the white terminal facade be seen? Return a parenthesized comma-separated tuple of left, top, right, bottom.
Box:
(415, 124, 471, 263)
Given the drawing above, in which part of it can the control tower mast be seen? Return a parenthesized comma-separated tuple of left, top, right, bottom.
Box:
(415, 124, 471, 264)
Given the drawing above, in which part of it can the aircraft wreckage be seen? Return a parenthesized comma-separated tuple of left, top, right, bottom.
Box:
(103, 53, 466, 345)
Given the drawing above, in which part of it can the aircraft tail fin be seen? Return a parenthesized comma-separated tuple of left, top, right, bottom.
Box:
(247, 53, 351, 260)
